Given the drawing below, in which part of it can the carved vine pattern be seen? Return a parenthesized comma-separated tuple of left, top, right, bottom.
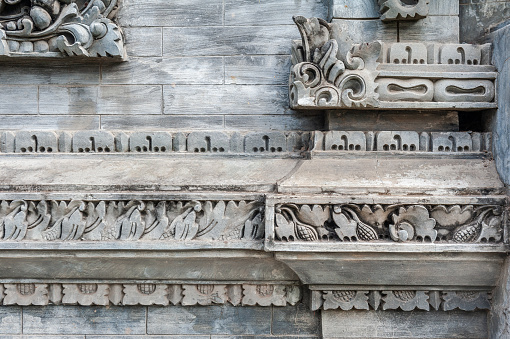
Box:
(0, 200, 264, 241)
(275, 204, 504, 243)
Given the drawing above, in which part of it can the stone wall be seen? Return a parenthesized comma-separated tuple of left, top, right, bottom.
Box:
(0, 303, 320, 338)
(0, 0, 327, 132)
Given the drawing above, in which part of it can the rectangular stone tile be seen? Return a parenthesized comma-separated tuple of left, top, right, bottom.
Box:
(101, 115, 224, 130)
(212, 337, 319, 339)
(102, 57, 223, 85)
(225, 56, 290, 85)
(147, 305, 271, 335)
(118, 0, 223, 27)
(0, 86, 38, 114)
(0, 116, 99, 130)
(429, 0, 459, 16)
(225, 113, 324, 131)
(98, 85, 163, 115)
(0, 64, 99, 85)
(322, 310, 488, 339)
(329, 0, 380, 19)
(39, 86, 99, 115)
(330, 19, 398, 50)
(2, 336, 84, 339)
(225, 0, 327, 26)
(272, 304, 320, 335)
(399, 16, 459, 43)
(124, 27, 162, 57)
(0, 307, 21, 334)
(163, 26, 298, 56)
(23, 306, 146, 335)
(164, 85, 290, 115)
(87, 336, 209, 339)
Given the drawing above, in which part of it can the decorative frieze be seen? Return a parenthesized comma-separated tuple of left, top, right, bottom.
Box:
(311, 290, 491, 311)
(313, 131, 492, 153)
(289, 17, 497, 110)
(0, 0, 125, 59)
(0, 130, 311, 155)
(0, 283, 300, 307)
(274, 204, 505, 243)
(0, 199, 264, 242)
(378, 0, 430, 22)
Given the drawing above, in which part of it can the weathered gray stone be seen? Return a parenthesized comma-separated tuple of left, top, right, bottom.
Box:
(322, 310, 488, 338)
(23, 306, 146, 335)
(272, 302, 320, 335)
(0, 307, 21, 334)
(147, 306, 271, 335)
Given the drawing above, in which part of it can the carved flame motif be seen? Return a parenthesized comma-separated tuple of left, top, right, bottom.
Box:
(289, 16, 380, 110)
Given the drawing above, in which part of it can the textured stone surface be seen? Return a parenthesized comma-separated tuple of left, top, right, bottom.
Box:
(147, 306, 271, 335)
(23, 306, 146, 335)
(0, 307, 21, 334)
(272, 303, 320, 335)
(322, 310, 488, 338)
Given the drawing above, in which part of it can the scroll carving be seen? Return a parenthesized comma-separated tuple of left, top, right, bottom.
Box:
(274, 204, 504, 243)
(0, 0, 125, 59)
(0, 200, 264, 242)
(289, 18, 497, 110)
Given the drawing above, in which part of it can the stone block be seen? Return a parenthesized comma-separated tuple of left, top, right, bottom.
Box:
(163, 26, 297, 57)
(225, 0, 327, 26)
(187, 132, 230, 153)
(0, 86, 38, 114)
(0, 63, 99, 85)
(72, 131, 115, 153)
(14, 131, 58, 153)
(123, 27, 162, 57)
(23, 306, 146, 335)
(39, 86, 99, 115)
(245, 132, 287, 153)
(322, 310, 488, 338)
(101, 116, 225, 131)
(163, 85, 290, 115)
(225, 56, 291, 85)
(129, 132, 173, 153)
(0, 116, 100, 130)
(328, 0, 380, 20)
(102, 57, 224, 85)
(399, 16, 460, 43)
(225, 113, 324, 131)
(98, 85, 163, 115)
(118, 0, 223, 27)
(272, 303, 320, 335)
(147, 305, 271, 335)
(0, 307, 21, 334)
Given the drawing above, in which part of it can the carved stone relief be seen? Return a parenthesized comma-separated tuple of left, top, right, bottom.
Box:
(378, 0, 430, 22)
(311, 290, 491, 311)
(289, 17, 497, 110)
(0, 130, 311, 155)
(274, 204, 505, 243)
(0, 0, 125, 58)
(0, 200, 264, 242)
(0, 283, 301, 306)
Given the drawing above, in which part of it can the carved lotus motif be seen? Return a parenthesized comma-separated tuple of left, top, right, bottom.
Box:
(137, 284, 156, 295)
(392, 290, 416, 302)
(78, 283, 98, 294)
(197, 285, 214, 295)
(390, 206, 437, 242)
(332, 290, 356, 303)
(17, 283, 35, 296)
(256, 285, 275, 297)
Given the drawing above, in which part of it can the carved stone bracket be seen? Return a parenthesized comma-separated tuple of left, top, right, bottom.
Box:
(289, 17, 497, 110)
(311, 289, 491, 311)
(0, 283, 300, 306)
(378, 0, 430, 22)
(0, 0, 125, 59)
(273, 203, 505, 244)
(0, 199, 264, 242)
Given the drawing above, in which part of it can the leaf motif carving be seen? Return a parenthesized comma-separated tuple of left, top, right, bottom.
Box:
(174, 210, 198, 241)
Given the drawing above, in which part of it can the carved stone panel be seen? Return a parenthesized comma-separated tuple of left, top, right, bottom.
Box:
(378, 0, 430, 22)
(289, 17, 497, 110)
(0, 0, 125, 59)
(273, 203, 505, 244)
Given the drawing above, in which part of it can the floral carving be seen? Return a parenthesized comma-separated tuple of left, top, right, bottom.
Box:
(378, 0, 430, 22)
(0, 200, 264, 242)
(274, 203, 505, 243)
(0, 0, 125, 59)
